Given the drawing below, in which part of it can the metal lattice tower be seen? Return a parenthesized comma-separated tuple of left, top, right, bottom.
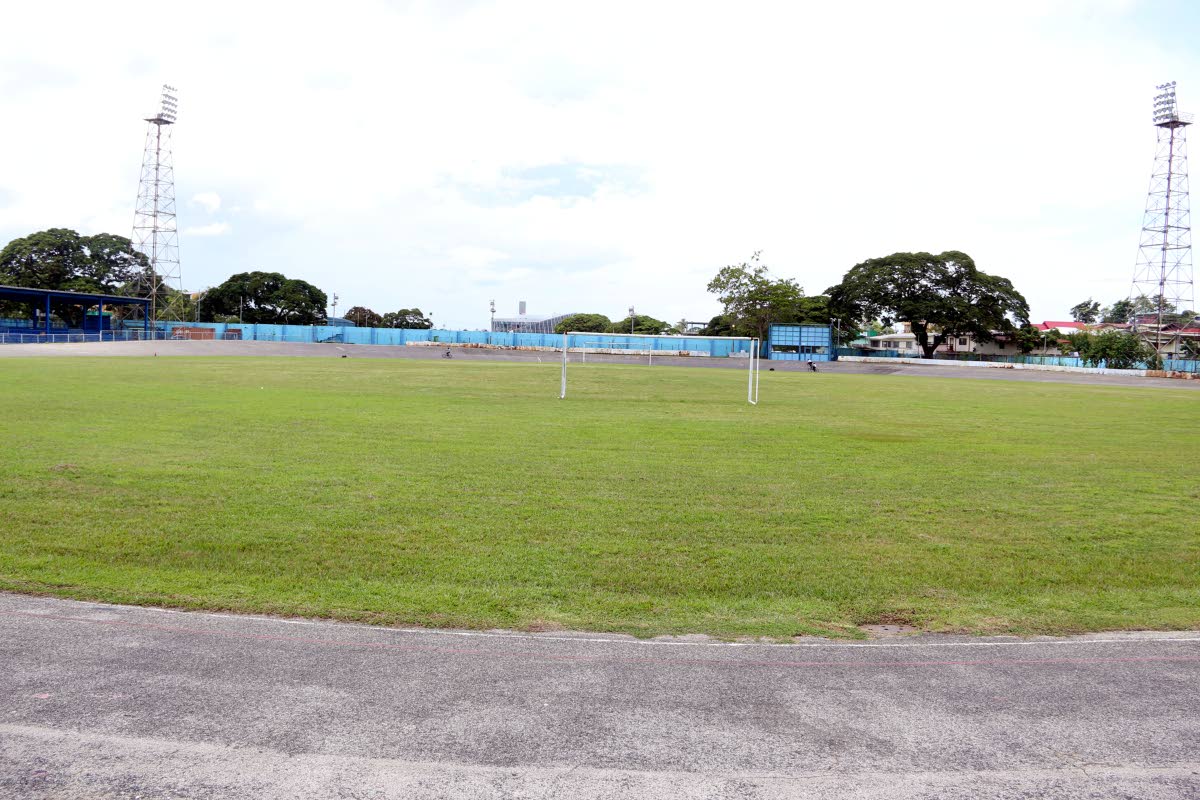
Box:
(132, 85, 181, 321)
(1131, 81, 1194, 352)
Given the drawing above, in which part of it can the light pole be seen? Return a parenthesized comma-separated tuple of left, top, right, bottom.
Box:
(195, 288, 208, 323)
(629, 305, 635, 334)
(490, 299, 495, 331)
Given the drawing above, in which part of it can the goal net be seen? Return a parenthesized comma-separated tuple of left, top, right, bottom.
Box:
(559, 332, 760, 404)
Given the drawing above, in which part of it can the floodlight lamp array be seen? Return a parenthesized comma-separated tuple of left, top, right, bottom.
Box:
(1153, 81, 1179, 123)
(159, 84, 178, 123)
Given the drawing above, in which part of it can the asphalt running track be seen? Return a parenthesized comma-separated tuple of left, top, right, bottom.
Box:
(1, 594, 1197, 799)
(2, 338, 1199, 389)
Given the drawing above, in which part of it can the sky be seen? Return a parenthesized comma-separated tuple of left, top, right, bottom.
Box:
(1, 0, 1198, 329)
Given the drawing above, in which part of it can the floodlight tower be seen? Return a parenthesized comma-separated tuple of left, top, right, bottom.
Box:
(133, 84, 182, 323)
(1130, 81, 1194, 354)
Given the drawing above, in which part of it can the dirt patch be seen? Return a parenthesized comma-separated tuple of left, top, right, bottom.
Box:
(522, 619, 568, 633)
(859, 623, 920, 637)
(856, 610, 921, 636)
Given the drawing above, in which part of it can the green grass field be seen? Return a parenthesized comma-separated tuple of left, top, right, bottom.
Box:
(1, 357, 1197, 638)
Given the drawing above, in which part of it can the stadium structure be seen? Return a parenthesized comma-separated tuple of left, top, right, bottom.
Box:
(490, 303, 579, 334)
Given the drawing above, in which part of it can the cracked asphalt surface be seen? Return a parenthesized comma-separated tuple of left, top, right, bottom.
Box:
(1, 594, 1197, 798)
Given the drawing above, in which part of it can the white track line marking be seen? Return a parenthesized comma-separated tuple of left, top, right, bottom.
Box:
(7, 596, 1199, 650)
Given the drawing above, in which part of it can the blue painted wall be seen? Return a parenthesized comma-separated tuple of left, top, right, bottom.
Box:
(158, 322, 756, 356)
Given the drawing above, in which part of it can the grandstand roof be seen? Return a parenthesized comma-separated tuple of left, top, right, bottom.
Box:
(0, 284, 150, 306)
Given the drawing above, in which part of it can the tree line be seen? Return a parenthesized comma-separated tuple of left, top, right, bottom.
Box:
(560, 250, 1031, 360)
(553, 312, 673, 335)
(0, 229, 432, 327)
(1068, 295, 1195, 327)
(3, 227, 1183, 361)
(342, 306, 432, 329)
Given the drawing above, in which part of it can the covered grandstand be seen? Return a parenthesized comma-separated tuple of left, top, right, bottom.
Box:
(490, 311, 579, 334)
(0, 284, 151, 342)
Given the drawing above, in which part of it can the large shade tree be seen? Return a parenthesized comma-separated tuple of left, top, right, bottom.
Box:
(345, 306, 383, 327)
(554, 313, 612, 334)
(826, 251, 1029, 359)
(201, 271, 327, 325)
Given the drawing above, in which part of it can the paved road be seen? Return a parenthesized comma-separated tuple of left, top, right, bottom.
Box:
(1, 594, 1197, 798)
(3, 338, 1199, 389)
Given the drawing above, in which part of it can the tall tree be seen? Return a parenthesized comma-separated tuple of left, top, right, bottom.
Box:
(1101, 298, 1135, 323)
(345, 306, 383, 327)
(826, 251, 1029, 359)
(381, 308, 432, 329)
(1100, 295, 1174, 324)
(1069, 298, 1100, 324)
(0, 229, 87, 290)
(706, 252, 810, 341)
(554, 313, 612, 334)
(202, 271, 327, 325)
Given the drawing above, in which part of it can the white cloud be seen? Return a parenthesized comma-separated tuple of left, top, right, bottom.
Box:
(449, 245, 509, 269)
(466, 266, 534, 285)
(191, 192, 221, 213)
(183, 222, 229, 237)
(0, 0, 1195, 327)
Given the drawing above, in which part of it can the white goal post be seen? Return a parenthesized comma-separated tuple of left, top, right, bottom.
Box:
(559, 332, 760, 404)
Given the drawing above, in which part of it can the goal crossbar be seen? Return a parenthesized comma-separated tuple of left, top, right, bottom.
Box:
(559, 331, 760, 404)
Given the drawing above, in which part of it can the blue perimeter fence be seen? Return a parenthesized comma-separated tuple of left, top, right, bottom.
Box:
(0, 321, 748, 357)
(837, 347, 1200, 373)
(0, 321, 757, 357)
(156, 323, 757, 356)
(3, 318, 1196, 372)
